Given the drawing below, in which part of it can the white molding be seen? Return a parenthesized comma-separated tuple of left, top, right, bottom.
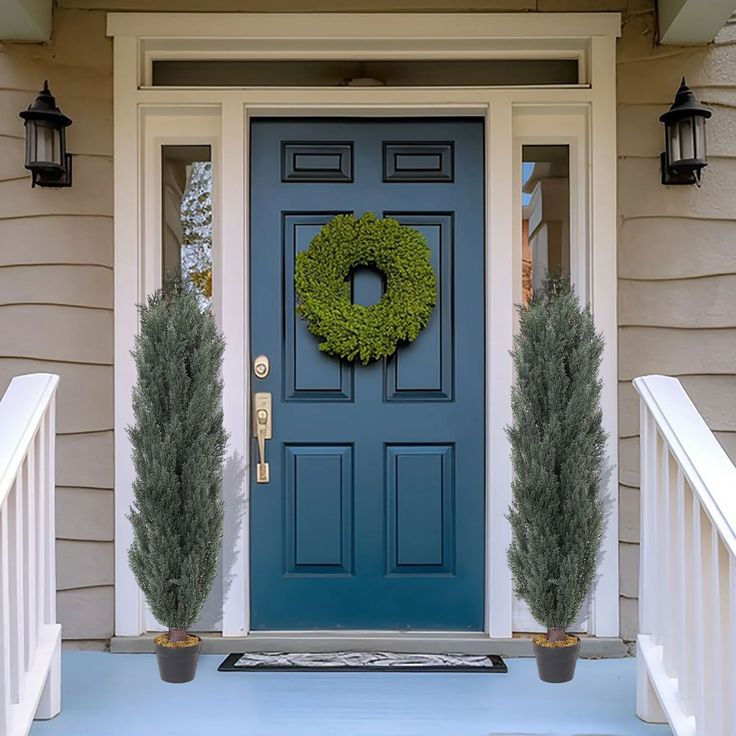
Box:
(511, 108, 592, 633)
(113, 35, 145, 637)
(220, 99, 248, 637)
(0, 0, 52, 42)
(140, 110, 223, 634)
(486, 99, 514, 639)
(658, 0, 736, 45)
(589, 34, 620, 638)
(111, 13, 620, 642)
(107, 12, 621, 40)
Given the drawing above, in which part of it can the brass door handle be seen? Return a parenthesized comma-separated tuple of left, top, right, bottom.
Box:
(252, 392, 272, 483)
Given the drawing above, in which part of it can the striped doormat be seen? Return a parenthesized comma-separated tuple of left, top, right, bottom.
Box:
(218, 651, 507, 673)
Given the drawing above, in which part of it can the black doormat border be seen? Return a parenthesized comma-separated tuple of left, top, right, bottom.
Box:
(218, 652, 507, 673)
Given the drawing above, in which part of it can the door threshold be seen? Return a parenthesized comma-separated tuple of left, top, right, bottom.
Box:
(110, 633, 628, 658)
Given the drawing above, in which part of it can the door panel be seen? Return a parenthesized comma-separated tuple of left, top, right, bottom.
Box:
(250, 118, 485, 630)
(284, 445, 353, 575)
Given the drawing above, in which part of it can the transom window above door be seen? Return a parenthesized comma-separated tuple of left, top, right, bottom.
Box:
(151, 59, 580, 87)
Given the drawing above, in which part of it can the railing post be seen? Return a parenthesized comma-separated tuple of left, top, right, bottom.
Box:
(0, 508, 11, 736)
(35, 401, 61, 721)
(636, 400, 667, 724)
(24, 443, 38, 672)
(638, 405, 657, 638)
(677, 472, 693, 713)
(35, 631, 61, 720)
(691, 500, 706, 731)
(728, 558, 736, 731)
(636, 653, 666, 724)
(44, 406, 57, 629)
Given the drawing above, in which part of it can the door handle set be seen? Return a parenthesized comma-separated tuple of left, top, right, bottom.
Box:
(252, 355, 272, 484)
(252, 391, 272, 484)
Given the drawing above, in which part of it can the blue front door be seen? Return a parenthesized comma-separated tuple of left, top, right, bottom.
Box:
(250, 118, 485, 630)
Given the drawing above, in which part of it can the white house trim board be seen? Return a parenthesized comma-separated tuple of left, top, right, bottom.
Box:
(107, 12, 620, 41)
(0, 0, 52, 42)
(110, 13, 620, 642)
(657, 0, 736, 45)
(512, 109, 591, 633)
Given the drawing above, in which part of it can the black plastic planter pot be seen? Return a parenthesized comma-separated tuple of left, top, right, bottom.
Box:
(532, 637, 580, 683)
(155, 636, 202, 683)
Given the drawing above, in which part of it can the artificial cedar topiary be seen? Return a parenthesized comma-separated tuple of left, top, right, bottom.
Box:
(294, 213, 436, 364)
(127, 277, 227, 644)
(507, 277, 606, 644)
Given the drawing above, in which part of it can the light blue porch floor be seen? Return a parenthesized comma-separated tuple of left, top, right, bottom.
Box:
(31, 652, 672, 736)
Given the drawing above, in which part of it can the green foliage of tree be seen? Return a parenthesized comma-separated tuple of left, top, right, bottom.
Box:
(180, 161, 213, 308)
(127, 278, 227, 637)
(295, 213, 436, 364)
(507, 277, 606, 639)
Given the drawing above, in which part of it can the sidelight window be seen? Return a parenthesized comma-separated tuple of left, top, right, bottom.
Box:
(521, 145, 571, 304)
(161, 145, 213, 307)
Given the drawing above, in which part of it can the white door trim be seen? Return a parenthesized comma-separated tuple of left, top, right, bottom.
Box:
(110, 13, 621, 642)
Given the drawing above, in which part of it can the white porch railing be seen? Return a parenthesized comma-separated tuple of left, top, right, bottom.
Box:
(0, 374, 61, 736)
(634, 375, 736, 736)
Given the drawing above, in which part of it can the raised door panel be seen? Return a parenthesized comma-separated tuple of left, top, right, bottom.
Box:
(283, 213, 353, 401)
(386, 445, 455, 575)
(384, 213, 453, 401)
(284, 445, 353, 575)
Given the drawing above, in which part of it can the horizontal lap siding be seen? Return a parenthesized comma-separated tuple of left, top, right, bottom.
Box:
(0, 9, 114, 640)
(617, 9, 736, 640)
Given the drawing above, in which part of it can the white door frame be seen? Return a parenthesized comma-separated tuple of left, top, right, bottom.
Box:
(109, 12, 621, 641)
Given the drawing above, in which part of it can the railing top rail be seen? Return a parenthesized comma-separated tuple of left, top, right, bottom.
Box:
(634, 374, 736, 560)
(0, 373, 59, 507)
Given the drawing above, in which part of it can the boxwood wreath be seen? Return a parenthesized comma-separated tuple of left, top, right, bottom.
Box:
(295, 213, 437, 364)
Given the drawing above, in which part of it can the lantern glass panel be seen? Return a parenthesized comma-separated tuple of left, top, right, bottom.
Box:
(678, 118, 695, 162)
(24, 121, 36, 167)
(694, 115, 706, 161)
(28, 120, 63, 170)
(666, 121, 681, 165)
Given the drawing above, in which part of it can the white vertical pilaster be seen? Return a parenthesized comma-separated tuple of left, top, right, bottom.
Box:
(113, 35, 146, 637)
(589, 33, 619, 638)
(221, 98, 249, 637)
(487, 98, 514, 639)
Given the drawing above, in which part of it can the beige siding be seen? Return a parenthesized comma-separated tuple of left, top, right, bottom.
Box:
(1, 1, 734, 645)
(617, 8, 736, 640)
(0, 8, 114, 641)
(57, 487, 114, 541)
(57, 587, 114, 640)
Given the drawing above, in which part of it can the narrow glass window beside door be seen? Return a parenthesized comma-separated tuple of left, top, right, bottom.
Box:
(162, 145, 213, 307)
(521, 145, 570, 304)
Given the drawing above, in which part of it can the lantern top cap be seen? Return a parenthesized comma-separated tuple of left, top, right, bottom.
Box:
(19, 80, 72, 127)
(660, 78, 711, 124)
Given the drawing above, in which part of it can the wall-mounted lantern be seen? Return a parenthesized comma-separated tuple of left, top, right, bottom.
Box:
(19, 81, 73, 188)
(660, 78, 711, 186)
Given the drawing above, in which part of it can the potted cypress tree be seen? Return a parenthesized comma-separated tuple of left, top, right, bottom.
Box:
(507, 277, 606, 683)
(128, 278, 227, 684)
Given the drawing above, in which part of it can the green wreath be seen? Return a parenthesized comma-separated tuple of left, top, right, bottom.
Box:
(295, 213, 437, 364)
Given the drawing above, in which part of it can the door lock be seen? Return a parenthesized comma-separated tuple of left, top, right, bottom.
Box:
(252, 392, 272, 483)
(253, 354, 270, 379)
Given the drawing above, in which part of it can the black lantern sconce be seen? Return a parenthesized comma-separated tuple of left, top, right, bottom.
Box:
(19, 81, 73, 188)
(660, 78, 711, 186)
